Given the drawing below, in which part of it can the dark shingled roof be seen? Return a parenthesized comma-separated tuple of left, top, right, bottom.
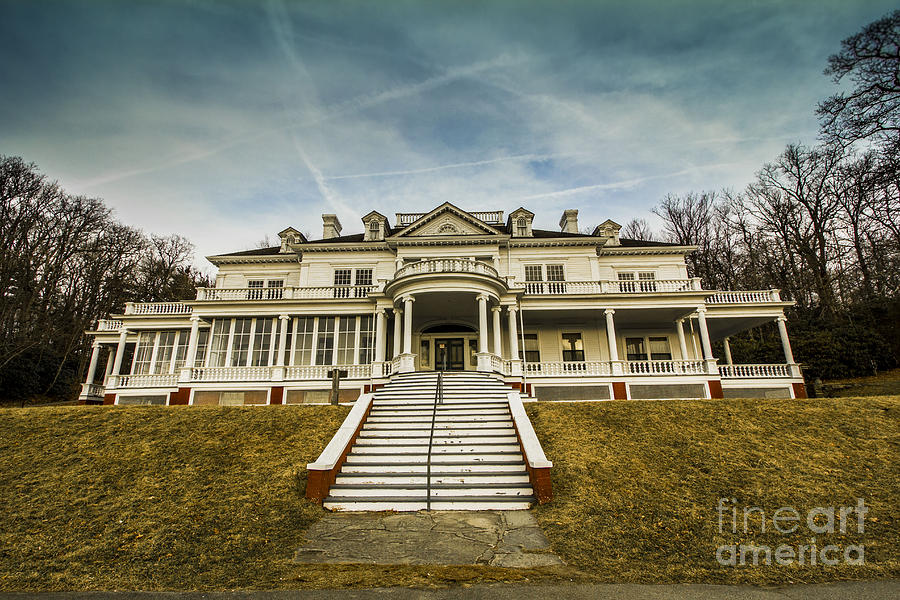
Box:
(214, 246, 282, 257)
(303, 233, 367, 244)
(529, 228, 593, 238)
(618, 238, 683, 247)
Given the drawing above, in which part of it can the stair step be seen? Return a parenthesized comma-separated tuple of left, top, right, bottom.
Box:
(341, 463, 526, 474)
(346, 453, 524, 464)
(354, 436, 519, 445)
(363, 422, 515, 430)
(352, 444, 521, 454)
(328, 485, 533, 497)
(359, 428, 516, 437)
(334, 473, 531, 485)
(323, 497, 535, 511)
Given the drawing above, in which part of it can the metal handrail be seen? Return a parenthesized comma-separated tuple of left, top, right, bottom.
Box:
(426, 369, 443, 511)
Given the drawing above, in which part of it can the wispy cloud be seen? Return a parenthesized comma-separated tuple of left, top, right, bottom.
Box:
(326, 152, 584, 180)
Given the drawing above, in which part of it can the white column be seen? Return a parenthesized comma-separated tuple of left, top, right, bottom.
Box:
(185, 316, 201, 369)
(105, 346, 116, 378)
(696, 307, 714, 360)
(374, 309, 386, 362)
(392, 308, 402, 358)
(776, 316, 795, 364)
(276, 315, 290, 367)
(605, 309, 619, 362)
(491, 306, 502, 356)
(112, 329, 128, 375)
(85, 342, 101, 385)
(723, 337, 733, 365)
(477, 295, 489, 354)
(676, 318, 688, 360)
(507, 306, 519, 361)
(402, 296, 414, 354)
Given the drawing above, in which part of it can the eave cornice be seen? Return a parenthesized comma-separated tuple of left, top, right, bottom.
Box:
(598, 245, 698, 256)
(295, 242, 392, 253)
(388, 235, 508, 247)
(206, 254, 300, 265)
(509, 237, 605, 248)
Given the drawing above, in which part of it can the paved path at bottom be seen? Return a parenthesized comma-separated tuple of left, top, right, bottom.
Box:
(3, 581, 899, 600)
(292, 510, 563, 568)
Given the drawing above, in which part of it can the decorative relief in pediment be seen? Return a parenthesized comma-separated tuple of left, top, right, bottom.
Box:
(412, 215, 490, 236)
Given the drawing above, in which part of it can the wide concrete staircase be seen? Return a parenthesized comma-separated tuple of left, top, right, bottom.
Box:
(323, 371, 535, 511)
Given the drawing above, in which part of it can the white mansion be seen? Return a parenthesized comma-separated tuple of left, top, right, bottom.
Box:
(79, 203, 806, 406)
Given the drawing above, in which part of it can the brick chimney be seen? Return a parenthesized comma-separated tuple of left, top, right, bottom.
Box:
(322, 214, 342, 239)
(559, 209, 579, 234)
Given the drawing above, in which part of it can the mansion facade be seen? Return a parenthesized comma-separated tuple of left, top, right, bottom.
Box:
(79, 203, 806, 405)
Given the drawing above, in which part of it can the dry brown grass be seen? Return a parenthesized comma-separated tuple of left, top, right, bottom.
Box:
(822, 368, 900, 397)
(526, 396, 900, 585)
(2, 397, 897, 591)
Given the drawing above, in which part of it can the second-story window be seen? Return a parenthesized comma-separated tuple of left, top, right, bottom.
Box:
(334, 269, 352, 287)
(354, 268, 373, 287)
(247, 279, 265, 299)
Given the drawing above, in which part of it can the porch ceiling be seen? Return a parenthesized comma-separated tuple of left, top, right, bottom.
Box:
(404, 291, 483, 330)
(704, 315, 778, 341)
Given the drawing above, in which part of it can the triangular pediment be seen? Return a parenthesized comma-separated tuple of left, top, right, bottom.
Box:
(392, 202, 502, 237)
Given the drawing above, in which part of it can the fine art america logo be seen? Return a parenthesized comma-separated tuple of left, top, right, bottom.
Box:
(715, 498, 867, 566)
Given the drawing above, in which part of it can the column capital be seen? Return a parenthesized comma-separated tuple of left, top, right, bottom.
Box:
(91, 340, 102, 349)
(776, 315, 787, 323)
(278, 314, 291, 321)
(491, 305, 502, 313)
(375, 308, 386, 315)
(475, 293, 490, 302)
(604, 308, 615, 316)
(696, 305, 707, 314)
(676, 317, 684, 324)
(506, 305, 518, 314)
(190, 314, 202, 322)
(392, 307, 403, 315)
(402, 295, 415, 304)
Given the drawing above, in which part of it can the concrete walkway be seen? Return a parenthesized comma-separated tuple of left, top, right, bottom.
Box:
(3, 581, 899, 599)
(293, 510, 563, 568)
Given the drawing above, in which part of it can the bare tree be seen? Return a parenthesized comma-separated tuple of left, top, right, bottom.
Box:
(621, 218, 655, 241)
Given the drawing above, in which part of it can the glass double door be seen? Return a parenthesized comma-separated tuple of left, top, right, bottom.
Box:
(435, 338, 465, 371)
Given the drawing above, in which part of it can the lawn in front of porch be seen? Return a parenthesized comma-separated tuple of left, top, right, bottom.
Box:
(0, 396, 897, 590)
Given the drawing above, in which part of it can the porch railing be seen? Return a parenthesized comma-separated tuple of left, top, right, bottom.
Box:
(124, 302, 192, 316)
(624, 360, 709, 375)
(96, 319, 124, 331)
(706, 289, 781, 304)
(719, 364, 792, 378)
(195, 286, 374, 301)
(395, 210, 503, 226)
(522, 278, 703, 295)
(284, 364, 370, 380)
(394, 258, 500, 280)
(107, 374, 179, 388)
(80, 382, 105, 397)
(524, 361, 611, 376)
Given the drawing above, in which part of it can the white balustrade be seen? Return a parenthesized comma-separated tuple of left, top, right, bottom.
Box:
(196, 286, 374, 301)
(190, 367, 273, 382)
(625, 360, 709, 375)
(108, 374, 178, 388)
(96, 319, 124, 331)
(283, 364, 370, 381)
(706, 290, 782, 304)
(524, 361, 611, 376)
(124, 302, 192, 315)
(489, 354, 502, 372)
(521, 279, 702, 295)
(393, 259, 500, 280)
(719, 364, 792, 378)
(80, 383, 105, 397)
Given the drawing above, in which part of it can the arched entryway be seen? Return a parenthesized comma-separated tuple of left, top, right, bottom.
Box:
(419, 323, 477, 371)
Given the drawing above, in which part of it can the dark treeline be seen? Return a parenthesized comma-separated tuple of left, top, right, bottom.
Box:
(626, 10, 900, 381)
(0, 156, 209, 403)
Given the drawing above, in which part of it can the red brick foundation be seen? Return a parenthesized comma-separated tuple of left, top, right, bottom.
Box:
(612, 382, 627, 400)
(792, 382, 808, 399)
(708, 380, 724, 399)
(102, 394, 116, 405)
(306, 400, 374, 503)
(169, 387, 191, 405)
(270, 386, 284, 405)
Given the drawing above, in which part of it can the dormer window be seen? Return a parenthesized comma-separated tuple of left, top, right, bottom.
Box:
(369, 221, 380, 234)
(517, 218, 527, 237)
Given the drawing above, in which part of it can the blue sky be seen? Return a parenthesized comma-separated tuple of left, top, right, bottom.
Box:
(1, 0, 895, 264)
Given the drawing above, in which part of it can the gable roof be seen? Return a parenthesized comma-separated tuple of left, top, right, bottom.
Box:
(392, 202, 502, 237)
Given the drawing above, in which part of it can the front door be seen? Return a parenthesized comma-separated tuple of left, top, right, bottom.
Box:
(435, 338, 465, 371)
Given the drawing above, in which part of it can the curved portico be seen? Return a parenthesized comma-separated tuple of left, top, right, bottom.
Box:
(379, 258, 519, 374)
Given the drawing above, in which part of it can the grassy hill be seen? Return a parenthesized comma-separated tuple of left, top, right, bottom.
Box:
(1, 396, 897, 591)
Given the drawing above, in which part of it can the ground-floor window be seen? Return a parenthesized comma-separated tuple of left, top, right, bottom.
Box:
(285, 315, 375, 366)
(561, 332, 585, 361)
(132, 329, 192, 374)
(519, 333, 541, 363)
(626, 335, 672, 361)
